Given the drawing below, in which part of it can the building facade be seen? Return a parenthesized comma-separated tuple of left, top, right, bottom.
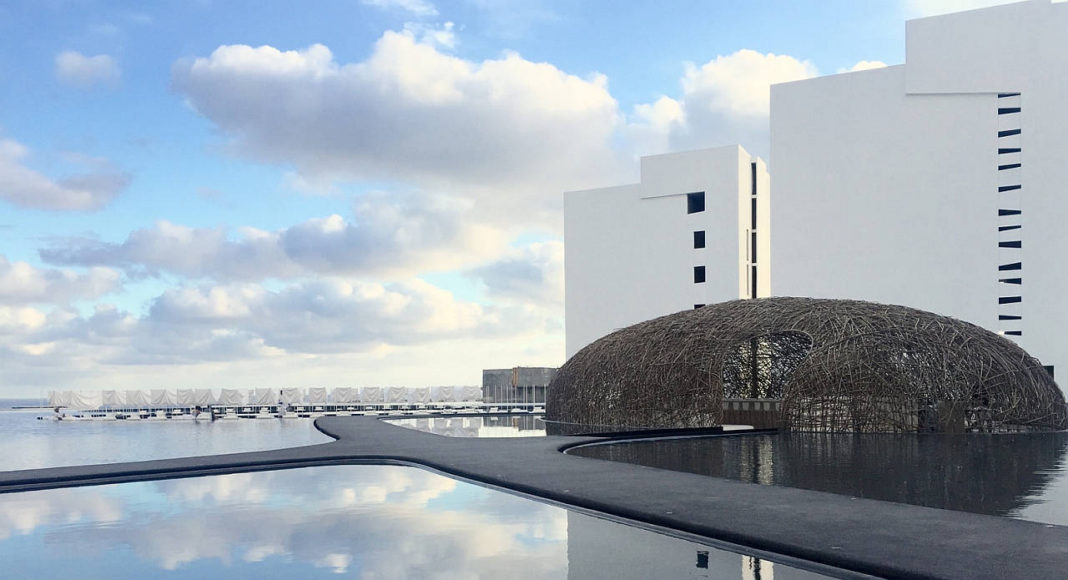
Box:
(564, 146, 770, 357)
(481, 366, 557, 404)
(770, 0, 1067, 378)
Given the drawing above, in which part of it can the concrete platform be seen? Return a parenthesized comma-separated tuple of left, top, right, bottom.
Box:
(1, 415, 1066, 579)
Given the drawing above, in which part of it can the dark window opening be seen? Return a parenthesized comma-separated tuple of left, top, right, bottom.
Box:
(693, 231, 705, 249)
(998, 107, 1021, 114)
(999, 225, 1021, 232)
(694, 266, 706, 284)
(998, 128, 1021, 138)
(999, 296, 1022, 304)
(751, 232, 757, 263)
(696, 551, 709, 569)
(999, 147, 1021, 154)
(1005, 330, 1023, 336)
(694, 304, 705, 309)
(687, 192, 705, 214)
(999, 209, 1021, 216)
(750, 197, 757, 230)
(999, 315, 1022, 320)
(999, 163, 1022, 171)
(999, 262, 1022, 271)
(998, 93, 1021, 98)
(999, 277, 1022, 285)
(999, 240, 1022, 248)
(999, 185, 1021, 192)
(750, 162, 757, 196)
(751, 266, 757, 298)
(1045, 366, 1055, 380)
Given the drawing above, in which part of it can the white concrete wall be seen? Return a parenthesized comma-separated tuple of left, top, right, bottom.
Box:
(772, 0, 1068, 381)
(565, 145, 768, 358)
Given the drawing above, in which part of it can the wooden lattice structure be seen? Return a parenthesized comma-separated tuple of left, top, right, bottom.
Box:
(547, 298, 1066, 433)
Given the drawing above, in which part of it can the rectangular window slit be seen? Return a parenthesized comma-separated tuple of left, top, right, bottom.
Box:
(999, 163, 1021, 171)
(999, 240, 1022, 249)
(693, 231, 705, 249)
(687, 192, 705, 214)
(998, 93, 1021, 98)
(999, 262, 1022, 271)
(751, 232, 757, 263)
(999, 148, 1021, 154)
(999, 278, 1022, 285)
(999, 209, 1021, 216)
(998, 107, 1021, 114)
(999, 296, 1022, 304)
(999, 315, 1022, 321)
(998, 129, 1021, 138)
(694, 266, 706, 284)
(750, 197, 757, 230)
(751, 266, 757, 299)
(694, 304, 705, 309)
(1004, 331, 1023, 336)
(999, 225, 1021, 232)
(998, 185, 1021, 192)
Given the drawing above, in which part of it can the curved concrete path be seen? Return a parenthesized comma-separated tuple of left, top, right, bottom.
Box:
(1, 415, 1066, 579)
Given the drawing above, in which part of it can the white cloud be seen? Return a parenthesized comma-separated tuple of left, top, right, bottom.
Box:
(467, 241, 563, 308)
(362, 0, 438, 17)
(628, 49, 817, 158)
(55, 51, 120, 88)
(40, 191, 507, 280)
(0, 255, 120, 305)
(0, 136, 128, 210)
(171, 32, 625, 226)
(840, 60, 889, 73)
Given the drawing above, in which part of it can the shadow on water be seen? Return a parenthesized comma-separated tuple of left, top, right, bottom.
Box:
(570, 432, 1068, 518)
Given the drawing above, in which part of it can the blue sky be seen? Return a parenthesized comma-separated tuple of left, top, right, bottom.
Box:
(0, 0, 1015, 395)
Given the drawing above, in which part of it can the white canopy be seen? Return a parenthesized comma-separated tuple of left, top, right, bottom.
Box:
(192, 389, 217, 406)
(387, 387, 407, 404)
(333, 387, 357, 404)
(151, 389, 176, 406)
(409, 387, 431, 405)
(218, 388, 244, 405)
(307, 387, 328, 405)
(100, 390, 124, 408)
(125, 390, 149, 407)
(71, 390, 103, 410)
(431, 386, 456, 402)
(176, 388, 196, 406)
(48, 390, 71, 407)
(361, 386, 383, 404)
(461, 386, 482, 402)
(279, 387, 302, 405)
(249, 388, 275, 405)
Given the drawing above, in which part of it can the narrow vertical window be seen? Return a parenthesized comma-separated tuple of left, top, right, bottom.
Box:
(751, 266, 757, 298)
(751, 231, 757, 263)
(693, 231, 705, 249)
(687, 192, 705, 214)
(750, 197, 757, 230)
(694, 266, 706, 284)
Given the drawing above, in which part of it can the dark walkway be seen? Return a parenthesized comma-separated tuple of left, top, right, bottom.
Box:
(2, 415, 1066, 579)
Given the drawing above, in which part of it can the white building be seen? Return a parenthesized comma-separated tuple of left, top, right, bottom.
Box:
(564, 146, 770, 357)
(771, 0, 1067, 379)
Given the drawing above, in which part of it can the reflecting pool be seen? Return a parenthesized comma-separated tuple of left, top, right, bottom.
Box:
(569, 432, 1068, 525)
(0, 465, 828, 578)
(385, 415, 546, 437)
(0, 406, 334, 471)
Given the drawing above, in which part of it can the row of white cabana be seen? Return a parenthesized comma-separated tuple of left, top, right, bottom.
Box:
(48, 386, 483, 410)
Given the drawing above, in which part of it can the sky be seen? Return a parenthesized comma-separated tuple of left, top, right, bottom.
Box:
(0, 0, 1024, 396)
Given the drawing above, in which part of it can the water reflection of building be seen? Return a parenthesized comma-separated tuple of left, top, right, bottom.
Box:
(482, 367, 557, 404)
(572, 433, 1068, 519)
(565, 511, 818, 579)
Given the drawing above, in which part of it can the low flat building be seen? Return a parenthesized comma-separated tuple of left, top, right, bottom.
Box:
(481, 367, 557, 404)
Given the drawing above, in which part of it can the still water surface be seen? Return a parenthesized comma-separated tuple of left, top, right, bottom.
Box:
(570, 432, 1068, 526)
(0, 465, 827, 579)
(0, 403, 334, 471)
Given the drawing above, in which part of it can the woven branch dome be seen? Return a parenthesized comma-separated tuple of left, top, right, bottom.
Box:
(547, 297, 1066, 433)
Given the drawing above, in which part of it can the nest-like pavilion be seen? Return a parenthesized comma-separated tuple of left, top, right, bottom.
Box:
(547, 297, 1066, 433)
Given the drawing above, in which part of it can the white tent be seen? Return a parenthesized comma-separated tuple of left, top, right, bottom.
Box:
(279, 387, 302, 405)
(307, 387, 328, 405)
(333, 387, 357, 404)
(100, 390, 124, 408)
(361, 386, 384, 404)
(48, 390, 72, 407)
(249, 388, 275, 405)
(176, 389, 196, 406)
(431, 386, 456, 402)
(218, 388, 244, 405)
(125, 390, 149, 407)
(71, 390, 103, 410)
(461, 386, 482, 402)
(409, 387, 431, 405)
(387, 387, 407, 404)
(151, 389, 176, 406)
(192, 389, 217, 406)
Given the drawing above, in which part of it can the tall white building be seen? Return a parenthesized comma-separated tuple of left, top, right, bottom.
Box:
(564, 146, 770, 357)
(771, 0, 1068, 378)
